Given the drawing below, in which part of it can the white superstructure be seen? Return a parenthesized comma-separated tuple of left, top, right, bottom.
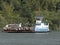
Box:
(35, 16, 49, 32)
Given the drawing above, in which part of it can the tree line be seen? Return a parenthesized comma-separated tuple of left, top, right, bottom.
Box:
(0, 0, 60, 30)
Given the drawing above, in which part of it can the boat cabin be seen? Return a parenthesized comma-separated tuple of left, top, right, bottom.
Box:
(34, 16, 49, 32)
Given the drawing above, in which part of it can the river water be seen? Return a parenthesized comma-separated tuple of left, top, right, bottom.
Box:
(0, 31, 60, 45)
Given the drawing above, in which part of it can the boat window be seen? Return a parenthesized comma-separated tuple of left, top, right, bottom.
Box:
(44, 23, 48, 25)
(36, 23, 41, 25)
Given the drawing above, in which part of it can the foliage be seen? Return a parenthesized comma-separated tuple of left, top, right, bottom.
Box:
(0, 0, 60, 30)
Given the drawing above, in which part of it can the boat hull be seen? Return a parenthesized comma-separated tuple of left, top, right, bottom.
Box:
(3, 29, 50, 33)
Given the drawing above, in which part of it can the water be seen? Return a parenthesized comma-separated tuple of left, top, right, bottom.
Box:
(0, 31, 60, 45)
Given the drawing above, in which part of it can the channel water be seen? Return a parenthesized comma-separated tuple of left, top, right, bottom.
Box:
(0, 31, 60, 45)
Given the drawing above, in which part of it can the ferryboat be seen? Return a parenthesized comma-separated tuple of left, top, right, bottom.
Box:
(3, 16, 49, 33)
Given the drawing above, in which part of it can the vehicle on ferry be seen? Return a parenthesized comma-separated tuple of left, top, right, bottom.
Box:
(3, 24, 34, 33)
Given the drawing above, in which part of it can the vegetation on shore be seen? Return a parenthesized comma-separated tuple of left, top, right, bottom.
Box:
(0, 0, 60, 30)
